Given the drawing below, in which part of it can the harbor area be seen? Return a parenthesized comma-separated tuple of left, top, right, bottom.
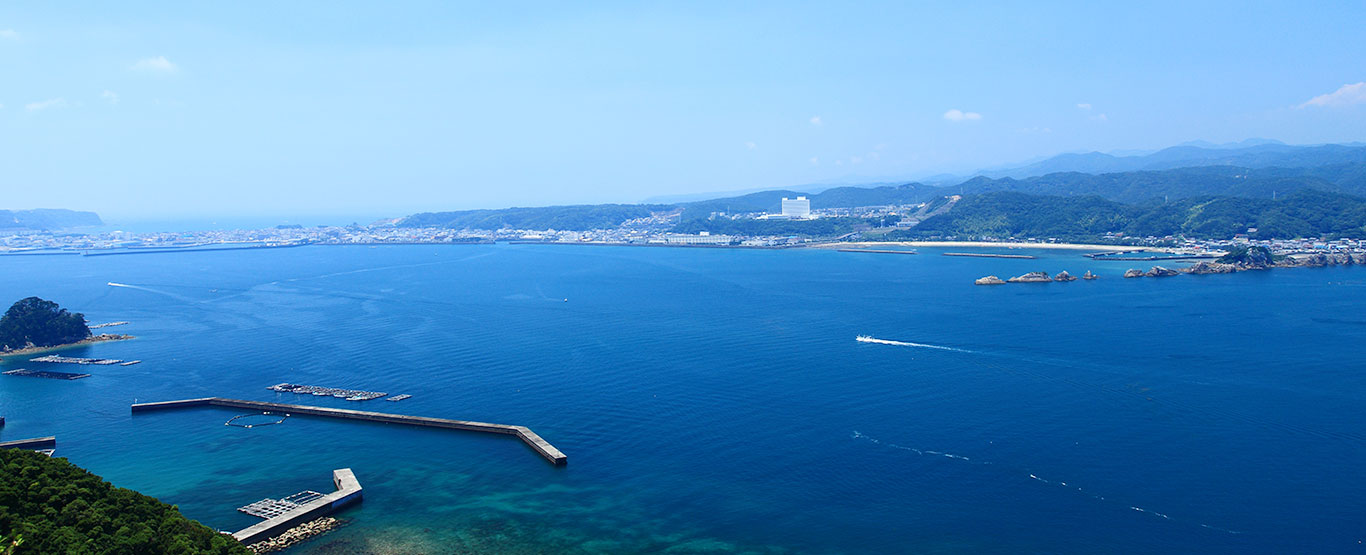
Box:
(233, 468, 362, 547)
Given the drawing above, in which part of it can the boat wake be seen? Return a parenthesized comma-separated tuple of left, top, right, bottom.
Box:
(852, 430, 1240, 535)
(855, 335, 974, 353)
(107, 281, 198, 302)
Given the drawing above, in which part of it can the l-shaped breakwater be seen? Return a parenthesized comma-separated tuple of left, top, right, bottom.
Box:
(234, 468, 362, 547)
(130, 398, 567, 465)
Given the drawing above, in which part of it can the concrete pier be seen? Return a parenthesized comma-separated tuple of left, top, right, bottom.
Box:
(836, 248, 919, 255)
(942, 252, 1037, 259)
(0, 436, 56, 449)
(232, 468, 362, 545)
(131, 397, 567, 465)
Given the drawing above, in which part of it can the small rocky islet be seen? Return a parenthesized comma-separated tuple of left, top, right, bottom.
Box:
(976, 270, 1088, 285)
(976, 250, 1364, 284)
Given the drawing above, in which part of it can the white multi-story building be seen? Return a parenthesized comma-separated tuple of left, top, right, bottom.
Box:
(664, 232, 734, 245)
(781, 196, 811, 219)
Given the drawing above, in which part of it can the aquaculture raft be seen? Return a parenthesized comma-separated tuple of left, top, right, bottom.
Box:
(3, 368, 91, 380)
(239, 491, 326, 518)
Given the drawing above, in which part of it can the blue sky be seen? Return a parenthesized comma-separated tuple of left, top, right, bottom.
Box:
(3, 1, 1365, 221)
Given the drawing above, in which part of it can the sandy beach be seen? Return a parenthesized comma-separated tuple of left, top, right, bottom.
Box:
(0, 334, 134, 359)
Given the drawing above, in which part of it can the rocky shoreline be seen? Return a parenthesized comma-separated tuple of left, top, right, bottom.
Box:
(1125, 252, 1362, 277)
(0, 333, 134, 359)
(975, 252, 1363, 284)
(244, 517, 345, 553)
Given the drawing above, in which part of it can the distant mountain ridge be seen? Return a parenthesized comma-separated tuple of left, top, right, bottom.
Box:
(973, 143, 1366, 180)
(0, 209, 102, 230)
(395, 140, 1366, 235)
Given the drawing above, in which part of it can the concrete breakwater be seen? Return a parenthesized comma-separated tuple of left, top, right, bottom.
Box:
(836, 248, 919, 255)
(233, 469, 361, 546)
(130, 397, 567, 465)
(942, 252, 1037, 259)
(0, 436, 56, 449)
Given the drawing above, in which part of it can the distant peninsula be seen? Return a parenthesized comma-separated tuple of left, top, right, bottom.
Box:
(0, 209, 101, 231)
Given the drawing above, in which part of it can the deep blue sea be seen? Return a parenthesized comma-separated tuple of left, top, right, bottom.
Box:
(1, 244, 1364, 554)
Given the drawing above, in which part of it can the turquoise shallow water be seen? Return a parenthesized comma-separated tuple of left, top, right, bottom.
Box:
(1, 244, 1364, 553)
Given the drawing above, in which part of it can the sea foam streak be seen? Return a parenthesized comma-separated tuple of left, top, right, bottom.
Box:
(855, 335, 973, 352)
(853, 430, 1239, 534)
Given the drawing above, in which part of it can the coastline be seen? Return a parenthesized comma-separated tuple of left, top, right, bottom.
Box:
(825, 241, 1171, 252)
(0, 334, 135, 359)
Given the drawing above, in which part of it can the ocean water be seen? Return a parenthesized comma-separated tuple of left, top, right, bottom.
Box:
(0, 244, 1363, 554)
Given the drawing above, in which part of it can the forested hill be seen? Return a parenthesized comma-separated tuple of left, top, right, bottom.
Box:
(401, 204, 671, 230)
(0, 209, 102, 230)
(898, 189, 1366, 241)
(398, 184, 934, 230)
(392, 144, 1366, 233)
(0, 448, 247, 554)
(676, 183, 931, 221)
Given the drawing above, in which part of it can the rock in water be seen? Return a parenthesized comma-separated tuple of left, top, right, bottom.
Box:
(1185, 261, 1236, 274)
(1082, 270, 1098, 280)
(1007, 271, 1053, 283)
(974, 275, 1007, 285)
(1123, 268, 1145, 278)
(1053, 270, 1077, 282)
(1146, 266, 1180, 277)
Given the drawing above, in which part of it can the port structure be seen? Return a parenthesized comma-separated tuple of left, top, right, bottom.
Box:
(130, 397, 567, 465)
(232, 468, 362, 545)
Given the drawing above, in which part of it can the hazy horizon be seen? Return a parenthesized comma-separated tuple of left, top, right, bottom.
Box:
(5, 1, 1365, 220)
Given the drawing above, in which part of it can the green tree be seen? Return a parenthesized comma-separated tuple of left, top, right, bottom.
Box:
(0, 297, 91, 351)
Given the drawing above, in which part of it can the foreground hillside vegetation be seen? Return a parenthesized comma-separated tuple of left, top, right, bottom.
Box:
(0, 449, 247, 554)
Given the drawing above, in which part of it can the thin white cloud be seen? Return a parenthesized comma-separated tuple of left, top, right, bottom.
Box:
(1076, 103, 1092, 111)
(943, 109, 982, 122)
(26, 98, 68, 111)
(1090, 113, 1109, 122)
(809, 157, 819, 165)
(0, 29, 18, 40)
(1298, 82, 1366, 109)
(102, 90, 120, 104)
(809, 116, 822, 126)
(132, 56, 178, 72)
(745, 141, 757, 150)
